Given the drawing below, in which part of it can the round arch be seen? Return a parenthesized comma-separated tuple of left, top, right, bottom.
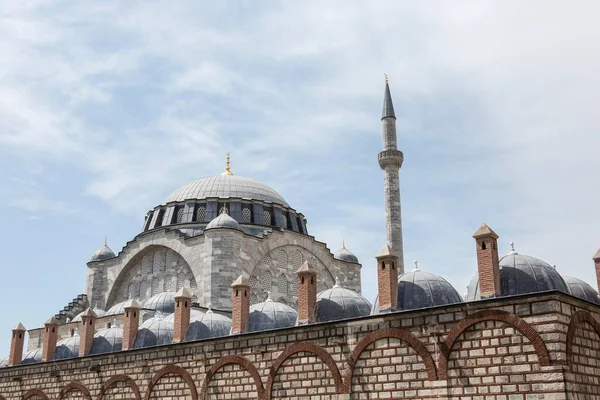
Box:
(58, 382, 92, 400)
(199, 355, 264, 399)
(566, 310, 600, 371)
(144, 364, 197, 400)
(439, 309, 550, 379)
(97, 375, 141, 400)
(22, 389, 49, 400)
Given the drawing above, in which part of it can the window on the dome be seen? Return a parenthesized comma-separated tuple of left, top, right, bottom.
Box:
(264, 210, 272, 226)
(196, 206, 206, 222)
(176, 207, 184, 223)
(241, 207, 252, 223)
(282, 214, 287, 229)
(155, 209, 165, 227)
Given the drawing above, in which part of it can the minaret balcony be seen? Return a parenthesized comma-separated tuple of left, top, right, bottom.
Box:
(378, 149, 404, 169)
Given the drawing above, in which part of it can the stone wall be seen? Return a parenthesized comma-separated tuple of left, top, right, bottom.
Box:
(3, 292, 598, 400)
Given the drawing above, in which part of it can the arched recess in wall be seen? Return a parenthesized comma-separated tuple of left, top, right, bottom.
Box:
(439, 309, 550, 380)
(97, 375, 142, 400)
(342, 328, 437, 393)
(566, 310, 600, 371)
(144, 365, 197, 400)
(58, 382, 92, 400)
(23, 389, 50, 400)
(106, 245, 197, 309)
(248, 245, 335, 307)
(265, 342, 343, 398)
(199, 355, 264, 399)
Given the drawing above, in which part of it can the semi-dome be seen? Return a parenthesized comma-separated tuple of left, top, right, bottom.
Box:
(372, 265, 463, 314)
(206, 212, 241, 230)
(316, 279, 372, 322)
(22, 348, 42, 364)
(90, 326, 123, 354)
(133, 314, 174, 349)
(89, 239, 116, 262)
(186, 307, 232, 340)
(144, 292, 176, 314)
(248, 295, 297, 332)
(71, 307, 106, 322)
(333, 243, 359, 264)
(54, 334, 80, 360)
(164, 175, 290, 208)
(466, 248, 569, 301)
(563, 276, 600, 305)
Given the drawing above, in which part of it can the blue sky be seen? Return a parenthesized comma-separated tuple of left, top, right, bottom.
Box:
(1, 1, 599, 354)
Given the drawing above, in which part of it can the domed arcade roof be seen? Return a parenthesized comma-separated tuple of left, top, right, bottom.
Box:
(186, 306, 232, 340)
(248, 294, 297, 332)
(334, 242, 359, 264)
(564, 276, 600, 305)
(133, 314, 174, 349)
(466, 246, 569, 301)
(144, 292, 176, 314)
(90, 326, 123, 355)
(316, 279, 372, 322)
(54, 334, 80, 360)
(22, 348, 42, 364)
(164, 175, 290, 208)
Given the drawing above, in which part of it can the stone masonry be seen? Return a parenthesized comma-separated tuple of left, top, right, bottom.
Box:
(1, 292, 599, 399)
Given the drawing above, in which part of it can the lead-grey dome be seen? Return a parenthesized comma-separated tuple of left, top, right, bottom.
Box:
(54, 334, 80, 360)
(90, 326, 123, 354)
(564, 276, 600, 305)
(89, 241, 116, 262)
(164, 175, 290, 207)
(206, 213, 241, 230)
(133, 314, 173, 349)
(22, 348, 42, 364)
(72, 308, 106, 322)
(316, 280, 372, 322)
(0, 356, 8, 368)
(186, 307, 232, 340)
(372, 267, 463, 314)
(105, 301, 127, 316)
(466, 250, 569, 301)
(144, 292, 176, 314)
(334, 246, 359, 264)
(248, 296, 297, 332)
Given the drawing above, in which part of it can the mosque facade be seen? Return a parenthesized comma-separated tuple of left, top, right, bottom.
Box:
(0, 82, 600, 399)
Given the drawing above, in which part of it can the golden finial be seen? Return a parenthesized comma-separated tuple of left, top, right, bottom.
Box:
(220, 205, 229, 215)
(222, 152, 233, 176)
(384, 73, 389, 83)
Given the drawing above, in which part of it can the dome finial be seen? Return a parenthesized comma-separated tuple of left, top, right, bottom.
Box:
(342, 239, 346, 249)
(334, 277, 341, 288)
(509, 241, 518, 254)
(104, 236, 107, 246)
(220, 205, 229, 215)
(413, 260, 419, 271)
(384, 73, 389, 83)
(266, 291, 272, 301)
(222, 152, 234, 176)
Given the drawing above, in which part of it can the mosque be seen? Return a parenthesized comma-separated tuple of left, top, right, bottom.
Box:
(0, 81, 599, 399)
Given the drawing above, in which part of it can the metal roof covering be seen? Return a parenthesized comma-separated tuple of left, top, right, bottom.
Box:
(144, 292, 176, 314)
(248, 296, 297, 332)
(133, 314, 173, 349)
(90, 326, 123, 355)
(315, 280, 372, 322)
(563, 276, 600, 305)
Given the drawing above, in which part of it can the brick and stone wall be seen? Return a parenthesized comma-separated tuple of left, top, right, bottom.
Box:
(3, 292, 596, 400)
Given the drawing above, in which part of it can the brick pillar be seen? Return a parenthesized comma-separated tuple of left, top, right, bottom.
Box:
(594, 248, 600, 291)
(42, 316, 59, 362)
(78, 308, 97, 356)
(296, 260, 317, 325)
(375, 244, 399, 312)
(231, 275, 250, 334)
(473, 223, 501, 299)
(8, 323, 26, 366)
(173, 287, 192, 343)
(122, 299, 141, 351)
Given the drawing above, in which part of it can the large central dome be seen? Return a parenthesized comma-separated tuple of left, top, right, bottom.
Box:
(163, 175, 290, 207)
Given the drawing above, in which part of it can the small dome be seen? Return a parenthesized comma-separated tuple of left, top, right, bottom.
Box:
(186, 307, 232, 340)
(0, 355, 8, 368)
(22, 348, 42, 364)
(164, 308, 205, 323)
(90, 326, 123, 354)
(316, 279, 372, 322)
(466, 249, 568, 301)
(71, 308, 106, 322)
(105, 301, 128, 316)
(206, 212, 241, 230)
(564, 276, 600, 305)
(133, 314, 173, 349)
(54, 333, 80, 360)
(372, 265, 463, 314)
(89, 240, 116, 262)
(144, 292, 176, 314)
(248, 295, 297, 332)
(334, 244, 359, 264)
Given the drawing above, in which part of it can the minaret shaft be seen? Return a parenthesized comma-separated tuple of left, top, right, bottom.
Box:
(378, 81, 405, 274)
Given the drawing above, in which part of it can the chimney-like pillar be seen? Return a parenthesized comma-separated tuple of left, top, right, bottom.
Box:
(296, 260, 317, 325)
(122, 299, 141, 351)
(375, 244, 399, 312)
(173, 287, 192, 343)
(473, 223, 501, 299)
(594, 248, 600, 291)
(230, 275, 250, 334)
(8, 323, 26, 366)
(42, 316, 59, 362)
(78, 308, 97, 356)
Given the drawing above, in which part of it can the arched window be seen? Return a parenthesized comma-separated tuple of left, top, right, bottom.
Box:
(263, 210, 272, 226)
(196, 206, 206, 222)
(241, 208, 252, 223)
(176, 207, 184, 223)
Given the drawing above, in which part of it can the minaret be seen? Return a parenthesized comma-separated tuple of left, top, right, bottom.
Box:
(378, 75, 405, 273)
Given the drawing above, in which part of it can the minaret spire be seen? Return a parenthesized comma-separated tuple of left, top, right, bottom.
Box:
(378, 76, 405, 273)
